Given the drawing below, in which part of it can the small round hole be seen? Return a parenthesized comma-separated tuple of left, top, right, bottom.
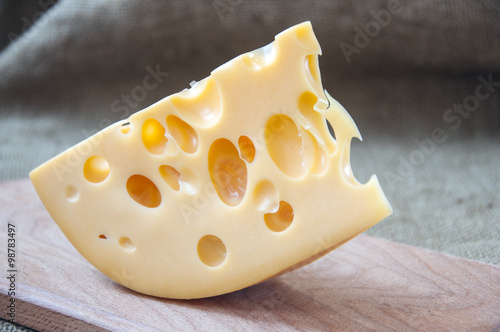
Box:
(121, 122, 131, 134)
(253, 180, 279, 213)
(118, 237, 135, 252)
(238, 135, 256, 163)
(142, 118, 168, 155)
(296, 24, 309, 42)
(83, 156, 110, 183)
(65, 186, 79, 202)
(197, 235, 227, 267)
(264, 201, 294, 232)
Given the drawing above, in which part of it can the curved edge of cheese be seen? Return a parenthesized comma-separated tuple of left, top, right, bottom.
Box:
(29, 21, 392, 299)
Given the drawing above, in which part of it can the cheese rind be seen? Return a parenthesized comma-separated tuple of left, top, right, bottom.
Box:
(30, 22, 392, 299)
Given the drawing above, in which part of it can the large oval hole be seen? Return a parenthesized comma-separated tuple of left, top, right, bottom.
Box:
(265, 114, 306, 178)
(166, 115, 198, 154)
(126, 174, 162, 208)
(208, 138, 247, 207)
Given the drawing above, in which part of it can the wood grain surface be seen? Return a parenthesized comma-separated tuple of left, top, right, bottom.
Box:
(0, 179, 499, 331)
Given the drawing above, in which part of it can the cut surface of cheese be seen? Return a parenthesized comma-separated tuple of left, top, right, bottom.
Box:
(30, 22, 392, 299)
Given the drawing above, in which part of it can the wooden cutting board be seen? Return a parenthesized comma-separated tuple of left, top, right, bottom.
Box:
(0, 179, 499, 331)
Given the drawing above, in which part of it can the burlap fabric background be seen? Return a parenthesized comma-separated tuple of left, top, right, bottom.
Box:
(1, 0, 499, 269)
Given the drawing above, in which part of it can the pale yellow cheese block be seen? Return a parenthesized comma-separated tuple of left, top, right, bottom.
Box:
(30, 22, 392, 299)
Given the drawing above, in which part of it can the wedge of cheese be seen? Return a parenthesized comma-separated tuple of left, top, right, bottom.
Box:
(30, 22, 392, 299)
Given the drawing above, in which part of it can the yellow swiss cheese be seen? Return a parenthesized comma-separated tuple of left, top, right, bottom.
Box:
(30, 22, 392, 299)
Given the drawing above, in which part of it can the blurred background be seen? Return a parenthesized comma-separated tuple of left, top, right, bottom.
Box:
(0, 0, 498, 264)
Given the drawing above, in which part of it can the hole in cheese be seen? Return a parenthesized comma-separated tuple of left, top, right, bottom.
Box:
(170, 77, 222, 128)
(142, 119, 168, 155)
(265, 114, 306, 178)
(326, 119, 336, 142)
(242, 42, 276, 70)
(118, 236, 135, 252)
(65, 185, 79, 201)
(349, 138, 371, 185)
(208, 138, 247, 207)
(178, 168, 199, 195)
(253, 180, 279, 213)
(303, 130, 328, 175)
(126, 174, 162, 208)
(197, 235, 226, 267)
(305, 55, 320, 87)
(298, 91, 318, 117)
(166, 115, 198, 154)
(238, 135, 256, 163)
(159, 165, 180, 192)
(83, 156, 110, 183)
(295, 24, 310, 44)
(298, 91, 336, 155)
(120, 122, 131, 134)
(264, 201, 294, 232)
(242, 55, 261, 70)
(341, 139, 362, 186)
